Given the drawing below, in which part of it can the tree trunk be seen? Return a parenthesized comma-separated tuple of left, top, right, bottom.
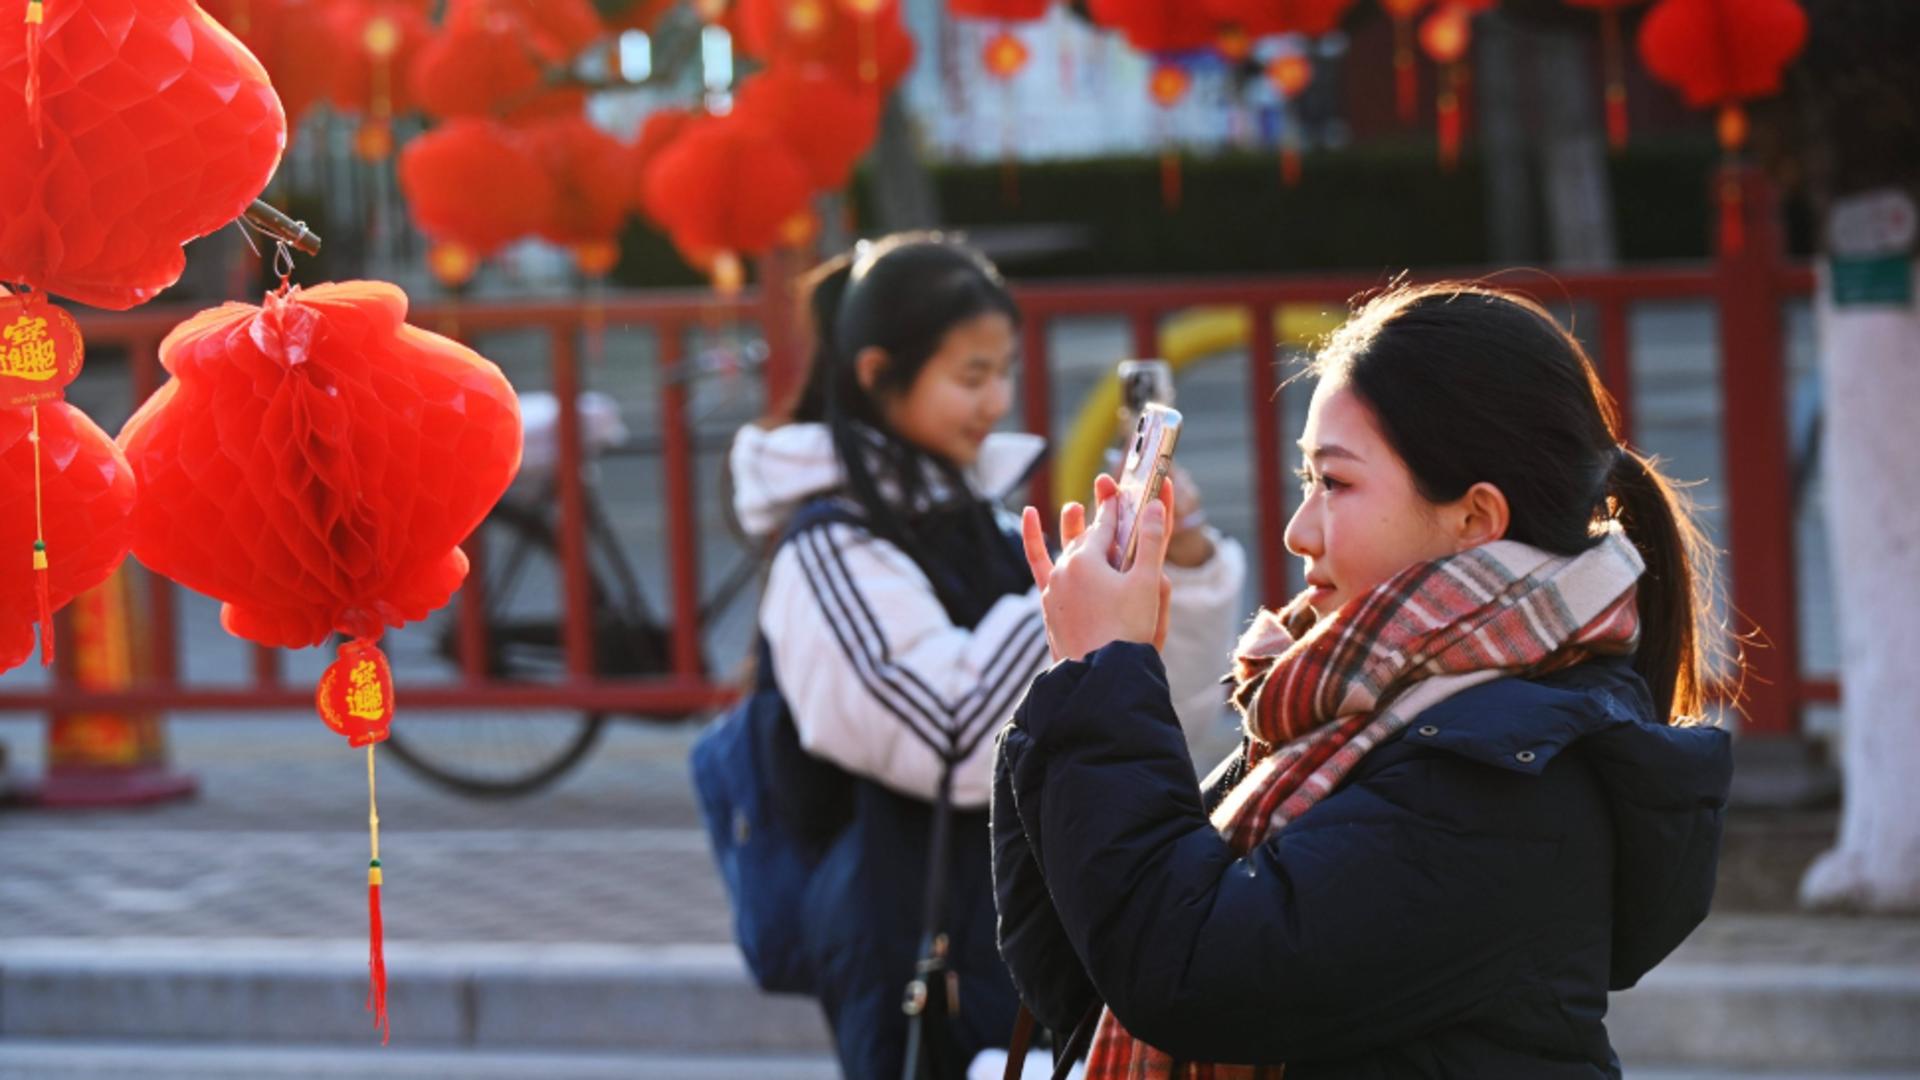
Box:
(1790, 0, 1920, 913)
(1528, 21, 1616, 267)
(1475, 11, 1537, 262)
(1800, 260, 1920, 911)
(869, 92, 942, 232)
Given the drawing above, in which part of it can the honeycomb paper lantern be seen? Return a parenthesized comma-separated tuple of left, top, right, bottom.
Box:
(0, 0, 287, 309)
(117, 280, 523, 649)
(732, 65, 881, 192)
(1, 399, 137, 674)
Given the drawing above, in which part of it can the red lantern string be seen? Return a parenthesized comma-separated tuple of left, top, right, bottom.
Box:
(1601, 7, 1628, 150)
(1382, 0, 1428, 124)
(317, 637, 397, 1044)
(29, 405, 51, 664)
(23, 0, 45, 148)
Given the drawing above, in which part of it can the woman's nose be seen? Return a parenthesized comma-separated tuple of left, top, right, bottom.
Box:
(1283, 496, 1320, 559)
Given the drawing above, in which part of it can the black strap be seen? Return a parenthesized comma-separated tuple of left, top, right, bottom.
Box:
(1002, 999, 1102, 1080)
(901, 763, 962, 1080)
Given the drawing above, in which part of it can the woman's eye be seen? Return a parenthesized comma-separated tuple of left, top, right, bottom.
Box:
(1296, 468, 1348, 494)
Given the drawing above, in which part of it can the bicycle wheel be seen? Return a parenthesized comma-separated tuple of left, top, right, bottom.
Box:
(381, 498, 653, 798)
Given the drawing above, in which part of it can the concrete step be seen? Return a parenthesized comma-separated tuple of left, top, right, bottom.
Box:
(0, 1041, 838, 1080)
(0, 1043, 1913, 1080)
(0, 940, 828, 1055)
(4, 939, 1917, 1072)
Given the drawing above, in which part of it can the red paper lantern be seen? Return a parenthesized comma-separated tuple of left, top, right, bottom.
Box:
(521, 116, 635, 274)
(735, 0, 916, 91)
(0, 291, 136, 677)
(1088, 0, 1216, 54)
(1638, 0, 1806, 123)
(324, 0, 434, 159)
(1202, 0, 1353, 39)
(733, 65, 882, 192)
(640, 114, 814, 287)
(949, 0, 1051, 17)
(0, 0, 287, 310)
(399, 118, 556, 282)
(1638, 0, 1806, 253)
(117, 281, 521, 1040)
(408, 0, 586, 122)
(118, 282, 523, 650)
(0, 403, 136, 674)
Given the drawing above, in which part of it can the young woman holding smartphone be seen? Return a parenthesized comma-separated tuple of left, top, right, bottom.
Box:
(996, 283, 1733, 1079)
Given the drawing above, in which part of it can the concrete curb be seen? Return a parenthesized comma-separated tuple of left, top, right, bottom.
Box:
(4, 940, 1918, 1070)
(1611, 962, 1920, 1071)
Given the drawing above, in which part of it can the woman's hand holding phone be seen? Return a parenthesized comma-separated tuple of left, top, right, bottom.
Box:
(1020, 474, 1175, 664)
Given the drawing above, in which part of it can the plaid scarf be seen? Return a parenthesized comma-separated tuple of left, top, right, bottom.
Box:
(1083, 528, 1646, 1080)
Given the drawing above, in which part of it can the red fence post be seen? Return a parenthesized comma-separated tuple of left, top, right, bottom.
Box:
(1716, 165, 1801, 738)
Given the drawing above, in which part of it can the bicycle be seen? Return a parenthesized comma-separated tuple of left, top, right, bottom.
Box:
(380, 342, 769, 798)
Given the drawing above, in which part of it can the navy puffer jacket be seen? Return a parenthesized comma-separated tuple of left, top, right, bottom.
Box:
(993, 643, 1731, 1078)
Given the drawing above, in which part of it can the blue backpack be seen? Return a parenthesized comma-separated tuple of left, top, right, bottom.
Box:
(690, 503, 859, 995)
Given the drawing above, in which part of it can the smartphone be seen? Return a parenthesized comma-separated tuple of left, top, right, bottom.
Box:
(1111, 403, 1182, 572)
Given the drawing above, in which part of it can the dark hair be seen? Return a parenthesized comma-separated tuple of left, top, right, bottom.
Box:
(1311, 283, 1720, 721)
(788, 233, 1021, 612)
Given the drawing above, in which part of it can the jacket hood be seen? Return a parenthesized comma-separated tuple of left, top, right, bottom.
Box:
(1410, 655, 1733, 990)
(728, 422, 1046, 541)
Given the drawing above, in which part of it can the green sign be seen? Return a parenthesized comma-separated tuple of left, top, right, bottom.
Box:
(1832, 255, 1913, 307)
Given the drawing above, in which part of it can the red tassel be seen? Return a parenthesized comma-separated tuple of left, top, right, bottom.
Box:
(1437, 91, 1461, 172)
(34, 542, 54, 665)
(1601, 8, 1628, 152)
(1718, 174, 1745, 257)
(1605, 85, 1629, 151)
(368, 866, 389, 1043)
(1159, 150, 1182, 210)
(25, 0, 45, 148)
(1394, 20, 1416, 124)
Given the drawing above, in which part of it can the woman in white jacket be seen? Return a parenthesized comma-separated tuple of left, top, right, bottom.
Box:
(729, 234, 1243, 1079)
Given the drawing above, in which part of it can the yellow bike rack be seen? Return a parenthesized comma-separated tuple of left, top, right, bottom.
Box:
(1052, 304, 1346, 512)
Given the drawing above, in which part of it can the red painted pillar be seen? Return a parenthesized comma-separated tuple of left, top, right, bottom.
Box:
(1715, 165, 1800, 737)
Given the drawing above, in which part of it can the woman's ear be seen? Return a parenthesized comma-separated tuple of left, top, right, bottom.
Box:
(854, 346, 890, 394)
(1454, 481, 1510, 549)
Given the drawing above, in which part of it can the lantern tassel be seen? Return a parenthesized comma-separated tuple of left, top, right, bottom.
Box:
(1280, 142, 1302, 189)
(1601, 8, 1628, 151)
(25, 0, 45, 148)
(29, 404, 53, 666)
(1718, 170, 1745, 257)
(1437, 88, 1462, 172)
(1394, 18, 1416, 124)
(367, 743, 390, 1044)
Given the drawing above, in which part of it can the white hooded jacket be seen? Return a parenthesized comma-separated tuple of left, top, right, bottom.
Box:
(732, 422, 1246, 809)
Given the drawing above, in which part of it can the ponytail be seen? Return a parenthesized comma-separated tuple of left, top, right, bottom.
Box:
(787, 252, 856, 425)
(1607, 445, 1717, 722)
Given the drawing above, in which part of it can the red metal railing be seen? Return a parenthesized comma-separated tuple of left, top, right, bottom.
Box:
(1, 172, 1830, 735)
